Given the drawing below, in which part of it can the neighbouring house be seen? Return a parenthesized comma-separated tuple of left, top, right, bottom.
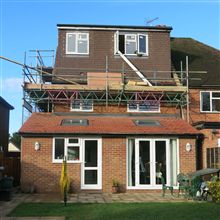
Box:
(19, 24, 204, 193)
(8, 141, 20, 153)
(171, 37, 220, 169)
(0, 96, 14, 156)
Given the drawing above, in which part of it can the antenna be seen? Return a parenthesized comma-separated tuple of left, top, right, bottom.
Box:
(146, 17, 159, 25)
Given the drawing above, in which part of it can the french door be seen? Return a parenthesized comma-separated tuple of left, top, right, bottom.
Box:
(81, 138, 102, 190)
(127, 139, 178, 189)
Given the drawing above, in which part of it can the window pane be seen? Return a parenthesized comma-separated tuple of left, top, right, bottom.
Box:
(139, 103, 149, 111)
(54, 139, 64, 160)
(85, 140, 97, 167)
(82, 100, 93, 110)
(138, 35, 146, 54)
(126, 35, 136, 54)
(128, 139, 135, 186)
(78, 40, 88, 53)
(212, 92, 220, 98)
(201, 92, 210, 111)
(72, 100, 80, 110)
(139, 141, 150, 185)
(69, 139, 78, 144)
(212, 99, 220, 112)
(128, 103, 138, 111)
(170, 139, 178, 186)
(67, 34, 76, 53)
(78, 33, 88, 40)
(155, 141, 166, 184)
(67, 146, 79, 160)
(85, 170, 97, 184)
(119, 35, 125, 54)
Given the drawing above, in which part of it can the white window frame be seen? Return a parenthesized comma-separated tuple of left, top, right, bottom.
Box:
(52, 137, 83, 163)
(126, 138, 180, 190)
(114, 32, 148, 56)
(127, 102, 160, 113)
(200, 91, 220, 113)
(125, 34, 137, 55)
(70, 100, 93, 112)
(66, 32, 89, 55)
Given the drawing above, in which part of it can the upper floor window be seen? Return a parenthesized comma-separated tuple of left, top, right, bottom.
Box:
(127, 101, 160, 113)
(201, 91, 220, 113)
(66, 33, 89, 54)
(71, 100, 93, 112)
(115, 33, 148, 56)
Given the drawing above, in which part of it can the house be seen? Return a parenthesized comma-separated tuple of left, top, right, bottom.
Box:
(8, 141, 20, 153)
(19, 24, 202, 193)
(171, 37, 220, 169)
(0, 96, 14, 156)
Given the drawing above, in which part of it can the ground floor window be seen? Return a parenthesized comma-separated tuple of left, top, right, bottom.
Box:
(127, 138, 179, 189)
(53, 138, 81, 163)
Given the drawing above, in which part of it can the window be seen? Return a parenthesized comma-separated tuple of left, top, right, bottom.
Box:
(71, 100, 93, 112)
(61, 119, 88, 126)
(201, 91, 220, 112)
(53, 138, 81, 163)
(115, 32, 148, 56)
(134, 120, 160, 126)
(66, 33, 89, 54)
(127, 101, 160, 113)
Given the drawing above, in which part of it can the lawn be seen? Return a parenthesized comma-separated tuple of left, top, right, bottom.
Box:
(8, 202, 220, 220)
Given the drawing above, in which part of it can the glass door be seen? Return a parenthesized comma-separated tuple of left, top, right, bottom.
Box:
(81, 139, 102, 189)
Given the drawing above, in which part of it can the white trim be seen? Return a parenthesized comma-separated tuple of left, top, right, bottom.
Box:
(125, 34, 137, 56)
(81, 138, 102, 190)
(70, 100, 93, 112)
(126, 137, 179, 190)
(200, 91, 220, 113)
(137, 34, 148, 56)
(127, 102, 160, 113)
(52, 137, 82, 163)
(66, 32, 89, 55)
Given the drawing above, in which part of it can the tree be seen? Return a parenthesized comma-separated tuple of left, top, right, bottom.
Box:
(9, 132, 21, 149)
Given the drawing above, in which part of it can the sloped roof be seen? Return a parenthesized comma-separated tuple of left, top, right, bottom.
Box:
(0, 96, 14, 110)
(171, 37, 220, 88)
(19, 113, 200, 137)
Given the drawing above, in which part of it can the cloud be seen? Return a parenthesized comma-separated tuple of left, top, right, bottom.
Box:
(2, 77, 23, 93)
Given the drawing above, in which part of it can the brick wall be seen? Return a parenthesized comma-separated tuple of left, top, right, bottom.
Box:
(54, 29, 171, 83)
(21, 136, 196, 193)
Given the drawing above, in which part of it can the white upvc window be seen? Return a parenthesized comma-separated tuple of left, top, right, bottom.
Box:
(70, 100, 93, 112)
(115, 32, 148, 56)
(66, 33, 89, 54)
(200, 91, 220, 113)
(53, 138, 82, 163)
(127, 101, 160, 113)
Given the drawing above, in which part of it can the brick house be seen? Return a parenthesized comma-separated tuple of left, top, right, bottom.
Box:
(171, 38, 220, 169)
(19, 24, 203, 193)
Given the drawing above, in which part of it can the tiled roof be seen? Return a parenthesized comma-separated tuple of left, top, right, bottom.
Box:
(19, 113, 200, 136)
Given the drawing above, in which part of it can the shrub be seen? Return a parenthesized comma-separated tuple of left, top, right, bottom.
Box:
(208, 181, 220, 202)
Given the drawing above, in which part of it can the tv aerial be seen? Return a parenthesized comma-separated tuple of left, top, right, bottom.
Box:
(146, 17, 159, 26)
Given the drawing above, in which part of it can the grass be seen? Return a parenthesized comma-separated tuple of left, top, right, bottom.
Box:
(8, 202, 220, 220)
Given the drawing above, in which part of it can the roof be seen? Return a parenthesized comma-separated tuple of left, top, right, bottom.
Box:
(19, 113, 200, 137)
(0, 96, 14, 110)
(57, 23, 172, 31)
(171, 37, 220, 88)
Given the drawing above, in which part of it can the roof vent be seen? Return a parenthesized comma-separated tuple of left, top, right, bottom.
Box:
(61, 119, 88, 126)
(134, 119, 160, 126)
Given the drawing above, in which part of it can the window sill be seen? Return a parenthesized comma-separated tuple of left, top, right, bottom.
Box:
(200, 111, 220, 114)
(52, 160, 83, 164)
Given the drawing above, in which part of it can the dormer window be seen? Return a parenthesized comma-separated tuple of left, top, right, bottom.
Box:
(115, 33, 148, 56)
(66, 33, 89, 54)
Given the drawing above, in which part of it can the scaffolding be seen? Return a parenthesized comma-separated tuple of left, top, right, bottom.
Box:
(0, 50, 206, 123)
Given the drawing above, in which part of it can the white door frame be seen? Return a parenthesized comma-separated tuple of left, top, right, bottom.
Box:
(81, 138, 102, 190)
(128, 138, 170, 189)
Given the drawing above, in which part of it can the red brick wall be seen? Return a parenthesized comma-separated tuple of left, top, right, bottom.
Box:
(54, 103, 181, 115)
(21, 136, 196, 193)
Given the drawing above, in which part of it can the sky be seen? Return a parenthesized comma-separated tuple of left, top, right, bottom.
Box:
(0, 0, 220, 134)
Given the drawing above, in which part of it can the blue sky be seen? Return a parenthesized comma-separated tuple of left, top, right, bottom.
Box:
(0, 0, 220, 134)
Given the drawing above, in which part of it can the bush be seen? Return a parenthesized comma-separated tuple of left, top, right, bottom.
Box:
(208, 181, 220, 202)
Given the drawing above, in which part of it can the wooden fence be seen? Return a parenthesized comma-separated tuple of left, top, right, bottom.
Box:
(0, 152, 20, 186)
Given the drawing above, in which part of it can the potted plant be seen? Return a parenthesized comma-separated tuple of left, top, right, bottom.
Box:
(112, 179, 119, 193)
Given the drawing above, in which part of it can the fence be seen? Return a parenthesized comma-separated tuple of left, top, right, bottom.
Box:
(0, 152, 20, 186)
